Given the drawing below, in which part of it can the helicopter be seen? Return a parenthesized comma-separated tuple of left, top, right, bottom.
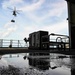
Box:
(8, 7, 20, 17)
(8, 7, 21, 22)
(12, 7, 17, 17)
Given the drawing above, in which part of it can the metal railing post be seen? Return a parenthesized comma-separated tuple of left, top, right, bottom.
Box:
(0, 39, 3, 47)
(9, 40, 12, 48)
(1, 39, 3, 47)
(18, 40, 19, 47)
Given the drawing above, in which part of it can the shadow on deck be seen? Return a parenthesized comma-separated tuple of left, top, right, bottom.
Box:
(0, 47, 74, 55)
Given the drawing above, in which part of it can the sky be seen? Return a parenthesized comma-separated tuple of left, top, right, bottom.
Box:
(0, 0, 68, 40)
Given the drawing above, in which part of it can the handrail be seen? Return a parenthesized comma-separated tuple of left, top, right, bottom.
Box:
(41, 33, 69, 49)
(0, 39, 28, 48)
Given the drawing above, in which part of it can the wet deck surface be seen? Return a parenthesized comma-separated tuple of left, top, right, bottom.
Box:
(0, 53, 73, 75)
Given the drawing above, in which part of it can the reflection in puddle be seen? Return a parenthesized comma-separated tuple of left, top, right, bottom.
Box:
(0, 53, 75, 75)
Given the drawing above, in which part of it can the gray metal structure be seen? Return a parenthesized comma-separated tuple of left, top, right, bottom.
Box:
(29, 31, 49, 50)
(66, 0, 75, 49)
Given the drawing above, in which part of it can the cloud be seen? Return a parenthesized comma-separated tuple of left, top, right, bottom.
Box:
(42, 20, 68, 35)
(19, 0, 45, 12)
(2, 0, 67, 23)
(1, 0, 68, 39)
(49, 0, 67, 17)
(20, 20, 68, 39)
(2, 0, 24, 9)
(20, 0, 67, 23)
(2, 0, 44, 11)
(0, 22, 17, 38)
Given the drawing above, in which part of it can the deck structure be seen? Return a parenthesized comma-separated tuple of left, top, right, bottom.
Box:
(0, 37, 70, 55)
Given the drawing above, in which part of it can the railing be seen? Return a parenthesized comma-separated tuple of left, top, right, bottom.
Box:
(42, 33, 69, 49)
(0, 39, 28, 48)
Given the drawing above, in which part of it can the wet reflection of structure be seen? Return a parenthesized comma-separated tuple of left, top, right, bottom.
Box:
(70, 56, 75, 75)
(71, 69, 75, 75)
(28, 53, 50, 70)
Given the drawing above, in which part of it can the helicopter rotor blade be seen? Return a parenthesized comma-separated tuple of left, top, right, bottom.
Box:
(16, 10, 22, 12)
(16, 11, 20, 14)
(14, 6, 16, 11)
(7, 7, 13, 10)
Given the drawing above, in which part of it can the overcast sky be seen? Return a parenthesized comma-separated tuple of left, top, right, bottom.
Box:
(0, 0, 68, 40)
